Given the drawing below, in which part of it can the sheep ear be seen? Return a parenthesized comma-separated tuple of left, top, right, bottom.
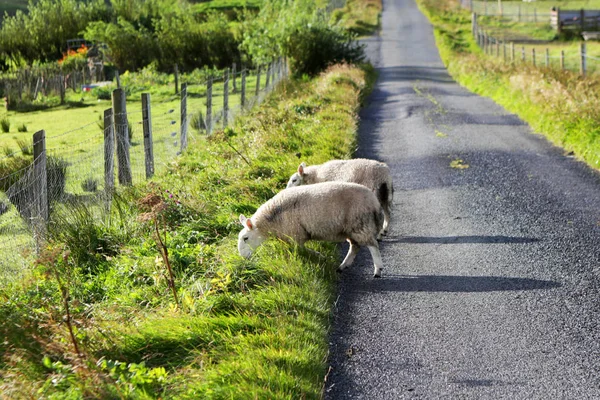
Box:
(239, 214, 247, 226)
(245, 218, 254, 230)
(298, 162, 306, 176)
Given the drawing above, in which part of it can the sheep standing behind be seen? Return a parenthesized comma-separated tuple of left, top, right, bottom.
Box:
(286, 158, 393, 236)
(238, 181, 385, 277)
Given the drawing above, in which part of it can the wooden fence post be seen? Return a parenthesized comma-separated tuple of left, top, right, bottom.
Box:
(265, 62, 271, 89)
(561, 50, 565, 70)
(104, 108, 115, 194)
(521, 46, 525, 62)
(232, 62, 237, 93)
(580, 9, 585, 31)
(532, 48, 536, 67)
(255, 66, 261, 96)
(241, 68, 247, 109)
(511, 42, 515, 62)
(580, 42, 586, 76)
(59, 74, 65, 104)
(223, 70, 229, 129)
(112, 88, 132, 186)
(545, 48, 550, 67)
(115, 70, 121, 88)
(180, 83, 187, 152)
(32, 129, 47, 252)
(174, 64, 179, 95)
(206, 78, 213, 134)
(483, 32, 487, 53)
(142, 94, 154, 179)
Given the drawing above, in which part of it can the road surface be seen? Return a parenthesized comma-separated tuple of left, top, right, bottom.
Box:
(325, 0, 600, 398)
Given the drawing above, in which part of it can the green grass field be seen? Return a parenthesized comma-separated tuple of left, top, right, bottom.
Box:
(0, 66, 273, 287)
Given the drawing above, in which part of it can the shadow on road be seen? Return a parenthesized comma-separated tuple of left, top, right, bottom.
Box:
(359, 274, 561, 292)
(381, 235, 540, 244)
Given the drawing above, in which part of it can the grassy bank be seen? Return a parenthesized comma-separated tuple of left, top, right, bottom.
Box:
(332, 0, 382, 36)
(417, 0, 600, 170)
(0, 63, 375, 398)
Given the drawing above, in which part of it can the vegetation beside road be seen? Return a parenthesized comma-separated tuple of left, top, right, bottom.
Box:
(0, 62, 375, 398)
(417, 0, 600, 170)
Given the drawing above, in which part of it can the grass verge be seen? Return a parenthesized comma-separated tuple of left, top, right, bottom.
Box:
(332, 0, 382, 36)
(0, 63, 374, 398)
(417, 0, 600, 170)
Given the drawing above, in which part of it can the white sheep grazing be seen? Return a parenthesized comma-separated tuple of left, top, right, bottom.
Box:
(238, 181, 385, 277)
(286, 158, 393, 236)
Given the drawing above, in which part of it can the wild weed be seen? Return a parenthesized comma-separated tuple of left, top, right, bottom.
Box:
(15, 138, 32, 156)
(1, 117, 10, 133)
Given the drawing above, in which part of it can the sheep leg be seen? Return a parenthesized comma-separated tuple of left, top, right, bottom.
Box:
(338, 239, 359, 272)
(367, 245, 383, 278)
(381, 207, 391, 236)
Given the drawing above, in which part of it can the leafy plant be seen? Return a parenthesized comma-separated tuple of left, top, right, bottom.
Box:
(98, 360, 168, 396)
(36, 247, 82, 358)
(138, 191, 181, 308)
(17, 123, 27, 133)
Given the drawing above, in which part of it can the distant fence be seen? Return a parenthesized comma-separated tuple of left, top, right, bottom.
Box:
(0, 58, 288, 283)
(460, 0, 551, 23)
(0, 67, 94, 108)
(473, 14, 600, 76)
(461, 1, 600, 34)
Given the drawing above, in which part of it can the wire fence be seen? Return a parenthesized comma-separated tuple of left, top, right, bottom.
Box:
(0, 58, 289, 284)
(472, 14, 600, 75)
(460, 0, 553, 23)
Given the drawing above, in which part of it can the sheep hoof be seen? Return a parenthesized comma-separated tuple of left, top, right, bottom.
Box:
(373, 270, 382, 278)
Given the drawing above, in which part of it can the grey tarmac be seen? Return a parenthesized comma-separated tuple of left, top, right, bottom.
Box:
(325, 0, 600, 399)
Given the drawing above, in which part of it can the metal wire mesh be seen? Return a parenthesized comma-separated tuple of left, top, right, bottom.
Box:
(0, 58, 290, 280)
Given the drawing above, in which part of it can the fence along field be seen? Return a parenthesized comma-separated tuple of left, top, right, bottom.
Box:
(0, 58, 287, 283)
(471, 12, 600, 75)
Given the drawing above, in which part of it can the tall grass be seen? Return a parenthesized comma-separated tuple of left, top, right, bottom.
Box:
(417, 0, 600, 170)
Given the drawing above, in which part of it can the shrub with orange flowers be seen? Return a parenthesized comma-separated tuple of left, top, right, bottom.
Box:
(58, 45, 88, 72)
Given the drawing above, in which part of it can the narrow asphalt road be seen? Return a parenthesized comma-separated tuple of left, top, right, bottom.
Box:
(325, 0, 600, 398)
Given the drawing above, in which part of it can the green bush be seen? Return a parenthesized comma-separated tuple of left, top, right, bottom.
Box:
(92, 85, 113, 100)
(241, 0, 364, 75)
(285, 25, 364, 76)
(155, 11, 241, 72)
